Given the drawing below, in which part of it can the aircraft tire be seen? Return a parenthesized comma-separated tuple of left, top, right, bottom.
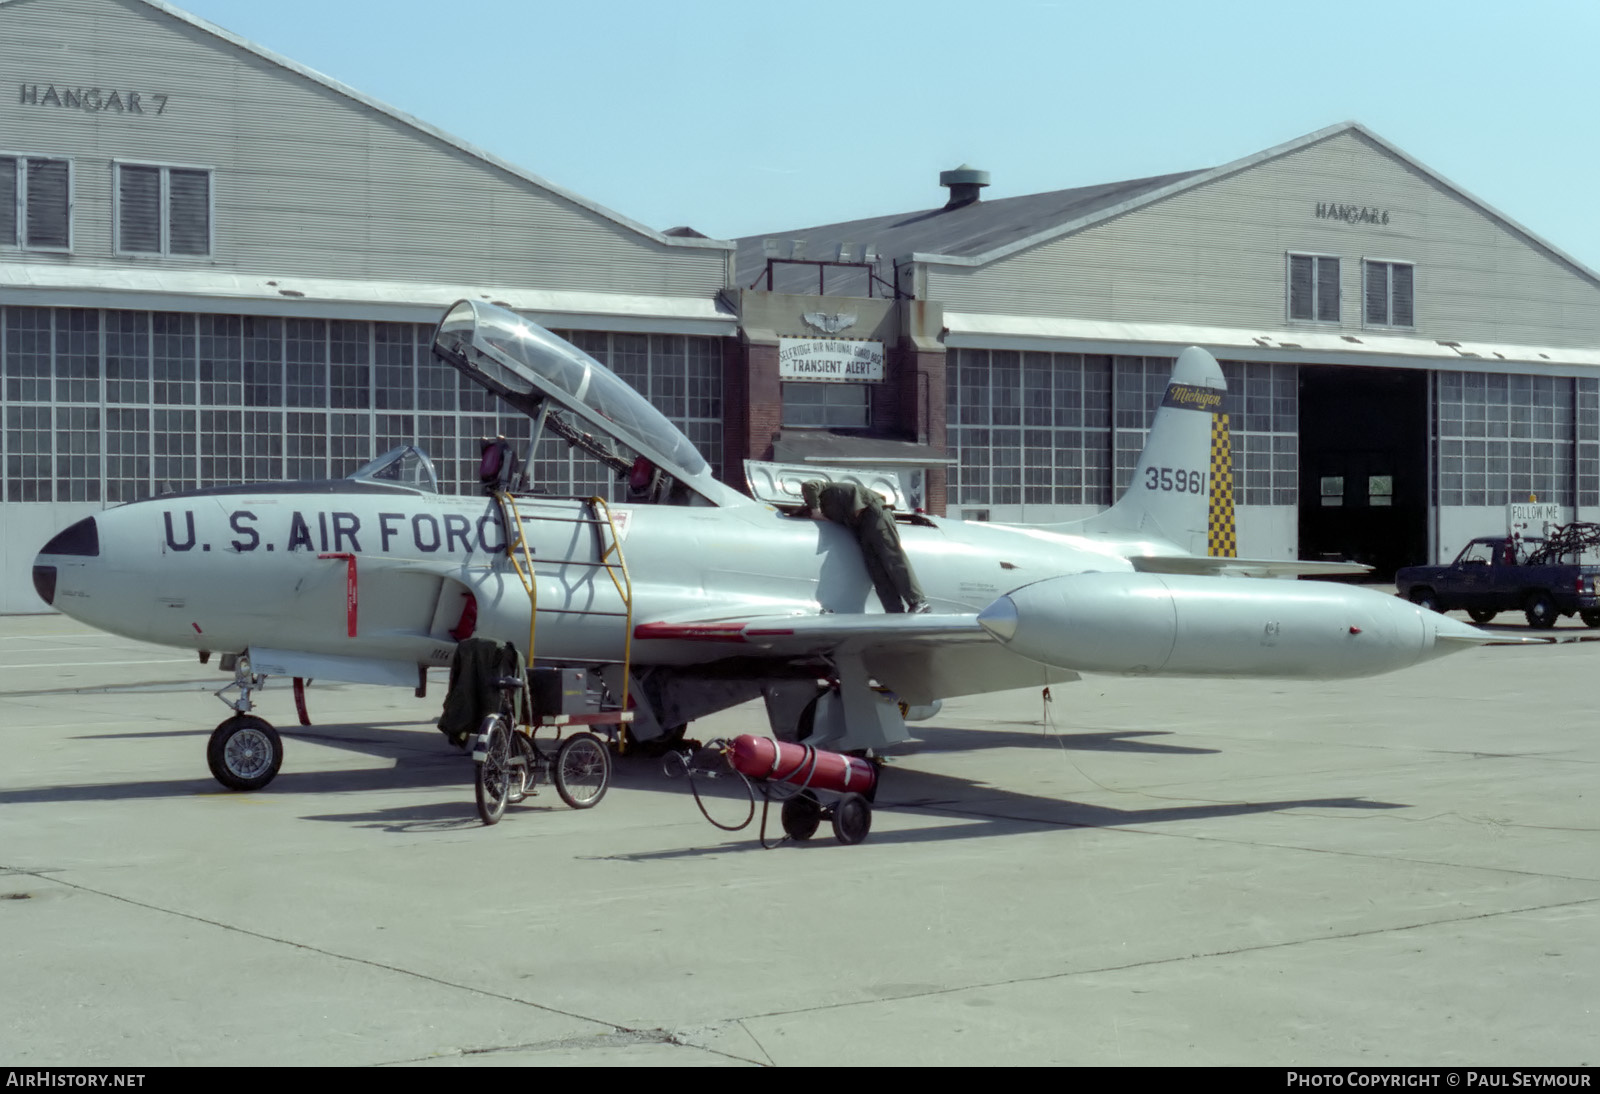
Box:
(1524, 592, 1557, 629)
(780, 791, 822, 841)
(474, 717, 512, 826)
(554, 732, 610, 809)
(1468, 608, 1498, 624)
(831, 793, 872, 846)
(206, 714, 283, 792)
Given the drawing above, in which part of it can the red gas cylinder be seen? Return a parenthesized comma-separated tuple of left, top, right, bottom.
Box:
(727, 734, 877, 797)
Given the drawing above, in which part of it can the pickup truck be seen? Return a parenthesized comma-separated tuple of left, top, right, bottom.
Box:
(1395, 535, 1600, 628)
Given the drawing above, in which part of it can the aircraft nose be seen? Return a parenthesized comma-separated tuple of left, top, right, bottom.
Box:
(33, 516, 101, 607)
(976, 595, 1019, 641)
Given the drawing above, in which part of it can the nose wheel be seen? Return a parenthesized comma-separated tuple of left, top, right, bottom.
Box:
(207, 714, 283, 791)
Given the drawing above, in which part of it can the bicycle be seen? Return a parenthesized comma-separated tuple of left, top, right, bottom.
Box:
(473, 674, 611, 825)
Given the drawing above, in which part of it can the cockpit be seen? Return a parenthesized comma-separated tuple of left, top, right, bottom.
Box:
(430, 299, 745, 507)
(348, 445, 441, 493)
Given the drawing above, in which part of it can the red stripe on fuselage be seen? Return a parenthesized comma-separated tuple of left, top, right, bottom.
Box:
(632, 622, 749, 642)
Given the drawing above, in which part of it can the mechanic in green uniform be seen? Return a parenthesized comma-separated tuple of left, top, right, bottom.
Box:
(801, 480, 929, 614)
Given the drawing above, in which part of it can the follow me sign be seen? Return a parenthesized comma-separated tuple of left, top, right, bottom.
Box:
(777, 337, 885, 382)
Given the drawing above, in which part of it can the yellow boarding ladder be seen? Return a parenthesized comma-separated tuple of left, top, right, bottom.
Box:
(586, 496, 635, 746)
(491, 491, 634, 741)
(493, 491, 539, 729)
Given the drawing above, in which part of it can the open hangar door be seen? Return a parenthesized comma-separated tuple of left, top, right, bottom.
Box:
(1298, 364, 1429, 580)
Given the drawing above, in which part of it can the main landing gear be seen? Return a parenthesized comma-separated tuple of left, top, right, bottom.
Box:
(207, 654, 286, 791)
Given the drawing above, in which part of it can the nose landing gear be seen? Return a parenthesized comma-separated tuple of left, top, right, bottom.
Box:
(207, 653, 284, 792)
(207, 714, 283, 791)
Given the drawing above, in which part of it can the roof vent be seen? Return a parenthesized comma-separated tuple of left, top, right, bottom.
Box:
(939, 164, 990, 209)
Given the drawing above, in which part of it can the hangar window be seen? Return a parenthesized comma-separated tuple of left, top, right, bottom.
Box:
(5, 405, 52, 501)
(782, 382, 870, 428)
(1579, 378, 1599, 508)
(1287, 253, 1339, 323)
(105, 407, 151, 504)
(0, 154, 72, 250)
(1363, 260, 1414, 328)
(152, 312, 197, 405)
(152, 408, 196, 494)
(55, 406, 102, 502)
(1436, 371, 1575, 506)
(114, 162, 211, 256)
(105, 311, 152, 405)
(948, 348, 1111, 510)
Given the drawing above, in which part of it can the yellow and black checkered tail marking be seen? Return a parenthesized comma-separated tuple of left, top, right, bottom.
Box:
(1207, 412, 1237, 558)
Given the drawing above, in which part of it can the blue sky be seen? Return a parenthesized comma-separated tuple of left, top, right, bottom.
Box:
(176, 0, 1600, 269)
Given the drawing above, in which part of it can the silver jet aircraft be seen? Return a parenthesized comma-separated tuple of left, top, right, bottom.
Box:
(32, 300, 1498, 791)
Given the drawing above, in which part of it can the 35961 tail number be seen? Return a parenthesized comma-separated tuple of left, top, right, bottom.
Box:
(1145, 467, 1204, 493)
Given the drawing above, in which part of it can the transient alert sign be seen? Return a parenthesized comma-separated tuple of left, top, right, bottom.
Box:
(777, 338, 885, 382)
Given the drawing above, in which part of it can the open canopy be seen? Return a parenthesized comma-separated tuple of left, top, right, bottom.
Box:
(432, 299, 738, 503)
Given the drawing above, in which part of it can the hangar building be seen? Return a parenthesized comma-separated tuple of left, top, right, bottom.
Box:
(733, 126, 1600, 579)
(0, 0, 733, 611)
(6, 0, 1600, 612)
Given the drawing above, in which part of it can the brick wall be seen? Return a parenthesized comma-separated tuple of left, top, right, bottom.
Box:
(722, 339, 784, 484)
(909, 343, 947, 515)
(721, 331, 950, 515)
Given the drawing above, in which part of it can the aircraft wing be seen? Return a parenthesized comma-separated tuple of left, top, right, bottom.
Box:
(1131, 555, 1373, 578)
(634, 614, 1077, 706)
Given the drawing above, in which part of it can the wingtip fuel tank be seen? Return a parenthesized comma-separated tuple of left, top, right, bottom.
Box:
(977, 571, 1495, 680)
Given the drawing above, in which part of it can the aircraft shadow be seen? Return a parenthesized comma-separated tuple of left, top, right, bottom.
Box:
(75, 721, 445, 761)
(297, 799, 491, 833)
(898, 723, 1218, 756)
(0, 724, 477, 806)
(5, 721, 1400, 850)
(577, 753, 1405, 860)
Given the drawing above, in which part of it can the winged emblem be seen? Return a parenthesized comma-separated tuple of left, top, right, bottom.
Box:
(801, 312, 858, 334)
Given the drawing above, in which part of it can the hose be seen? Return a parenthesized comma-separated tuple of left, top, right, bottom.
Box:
(662, 738, 810, 848)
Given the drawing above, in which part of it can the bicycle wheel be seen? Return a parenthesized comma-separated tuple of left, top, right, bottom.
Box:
(474, 715, 513, 825)
(554, 731, 610, 809)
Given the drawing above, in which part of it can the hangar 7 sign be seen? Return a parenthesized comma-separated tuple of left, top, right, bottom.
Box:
(777, 337, 885, 382)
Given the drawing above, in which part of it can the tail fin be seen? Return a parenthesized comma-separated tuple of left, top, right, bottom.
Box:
(1078, 346, 1235, 557)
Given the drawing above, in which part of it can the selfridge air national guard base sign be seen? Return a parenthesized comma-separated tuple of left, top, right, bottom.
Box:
(777, 337, 885, 382)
